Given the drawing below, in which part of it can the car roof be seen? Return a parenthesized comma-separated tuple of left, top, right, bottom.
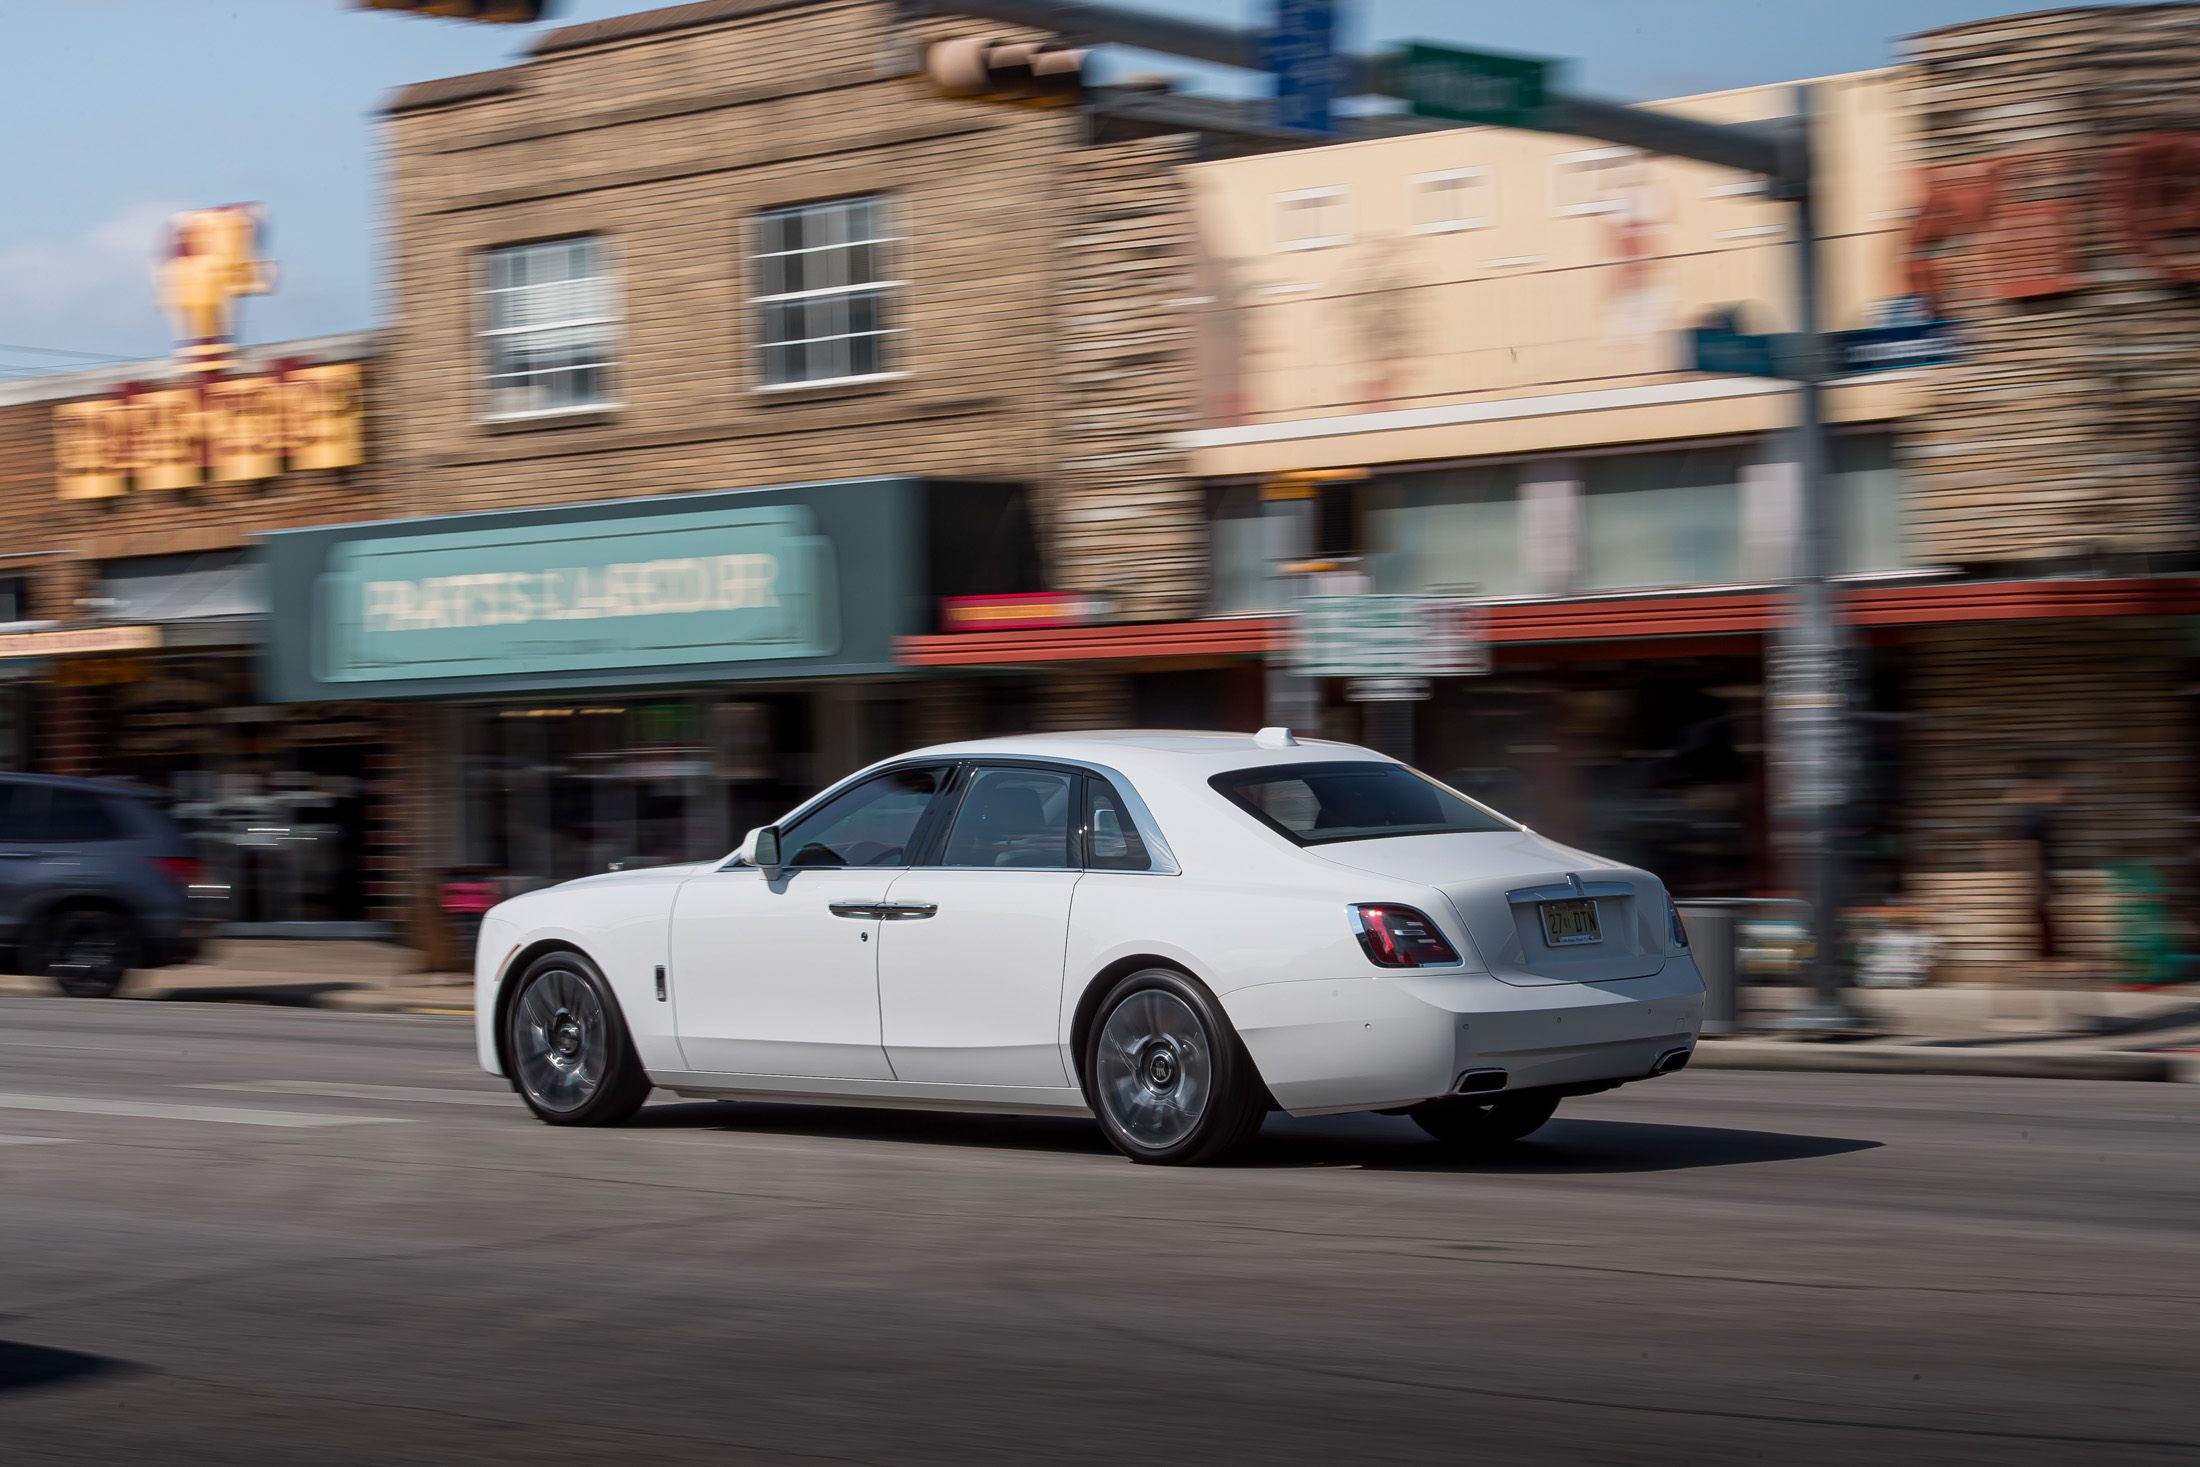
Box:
(896, 730, 1395, 787)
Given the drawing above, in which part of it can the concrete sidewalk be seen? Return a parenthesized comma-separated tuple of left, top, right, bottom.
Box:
(0, 939, 472, 1014)
(1698, 983, 2200, 1082)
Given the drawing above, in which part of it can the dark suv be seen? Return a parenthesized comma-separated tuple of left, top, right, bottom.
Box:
(0, 775, 207, 998)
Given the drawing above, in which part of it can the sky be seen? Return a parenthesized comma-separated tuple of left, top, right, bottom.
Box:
(0, 1, 2155, 374)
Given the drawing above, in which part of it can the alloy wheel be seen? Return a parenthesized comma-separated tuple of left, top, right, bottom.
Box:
(511, 966, 610, 1115)
(1093, 987, 1214, 1150)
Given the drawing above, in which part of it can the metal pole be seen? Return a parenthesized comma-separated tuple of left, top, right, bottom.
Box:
(1778, 83, 1862, 1030)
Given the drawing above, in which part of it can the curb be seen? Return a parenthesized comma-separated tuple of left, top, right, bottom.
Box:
(1692, 1041, 2194, 1083)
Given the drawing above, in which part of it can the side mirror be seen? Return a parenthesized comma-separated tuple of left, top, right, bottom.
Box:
(737, 825, 782, 879)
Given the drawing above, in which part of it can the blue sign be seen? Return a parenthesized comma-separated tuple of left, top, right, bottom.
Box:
(1263, 0, 1337, 135)
(1827, 320, 1959, 374)
(1689, 324, 1783, 378)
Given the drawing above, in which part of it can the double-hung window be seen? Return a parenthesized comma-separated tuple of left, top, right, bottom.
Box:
(481, 238, 618, 418)
(752, 196, 900, 388)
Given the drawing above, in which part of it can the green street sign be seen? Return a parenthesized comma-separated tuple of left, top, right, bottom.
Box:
(1382, 41, 1553, 130)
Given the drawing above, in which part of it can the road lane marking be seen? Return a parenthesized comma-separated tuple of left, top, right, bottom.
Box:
(189, 1081, 518, 1108)
(0, 1134, 72, 1146)
(0, 1092, 406, 1128)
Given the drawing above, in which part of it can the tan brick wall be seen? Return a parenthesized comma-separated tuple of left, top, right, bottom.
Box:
(381, 0, 1087, 523)
(1902, 8, 2200, 563)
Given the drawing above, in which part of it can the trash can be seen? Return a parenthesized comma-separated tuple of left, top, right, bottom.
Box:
(1674, 900, 1741, 1034)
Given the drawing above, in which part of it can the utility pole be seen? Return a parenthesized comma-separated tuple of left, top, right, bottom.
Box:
(1769, 83, 1861, 1028)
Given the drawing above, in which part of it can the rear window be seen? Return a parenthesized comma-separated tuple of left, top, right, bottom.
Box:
(1210, 761, 1514, 846)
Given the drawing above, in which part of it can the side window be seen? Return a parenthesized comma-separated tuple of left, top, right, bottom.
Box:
(938, 767, 1075, 870)
(779, 766, 945, 868)
(0, 783, 41, 843)
(1084, 778, 1152, 872)
(43, 789, 123, 843)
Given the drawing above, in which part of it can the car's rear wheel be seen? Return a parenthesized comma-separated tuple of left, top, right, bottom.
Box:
(1408, 1090, 1562, 1150)
(505, 952, 651, 1127)
(40, 906, 139, 999)
(1084, 968, 1266, 1166)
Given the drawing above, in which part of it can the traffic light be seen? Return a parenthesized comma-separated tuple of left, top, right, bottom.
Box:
(353, 0, 556, 21)
(924, 37, 1089, 108)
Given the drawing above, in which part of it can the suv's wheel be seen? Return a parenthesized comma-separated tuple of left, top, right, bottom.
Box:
(504, 952, 651, 1127)
(40, 906, 139, 999)
(1408, 1090, 1562, 1150)
(1083, 968, 1267, 1166)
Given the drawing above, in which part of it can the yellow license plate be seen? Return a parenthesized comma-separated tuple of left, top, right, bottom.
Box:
(1541, 898, 1602, 946)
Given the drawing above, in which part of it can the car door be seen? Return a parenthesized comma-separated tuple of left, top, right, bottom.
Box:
(875, 763, 1082, 1087)
(670, 763, 953, 1080)
(0, 781, 48, 957)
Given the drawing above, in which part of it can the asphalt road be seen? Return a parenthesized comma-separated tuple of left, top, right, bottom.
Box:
(0, 996, 2193, 1466)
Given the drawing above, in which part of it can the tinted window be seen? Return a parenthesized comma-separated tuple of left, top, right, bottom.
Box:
(938, 767, 1074, 869)
(0, 783, 40, 842)
(1084, 778, 1151, 872)
(781, 766, 945, 868)
(43, 788, 124, 843)
(1210, 761, 1513, 846)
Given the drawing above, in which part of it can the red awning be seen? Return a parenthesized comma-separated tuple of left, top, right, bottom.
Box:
(893, 576, 2200, 667)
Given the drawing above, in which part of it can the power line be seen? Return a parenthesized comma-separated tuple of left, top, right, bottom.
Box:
(0, 341, 144, 363)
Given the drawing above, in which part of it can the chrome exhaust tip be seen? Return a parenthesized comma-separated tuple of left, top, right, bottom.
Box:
(1452, 1068, 1508, 1094)
(1650, 1047, 1692, 1076)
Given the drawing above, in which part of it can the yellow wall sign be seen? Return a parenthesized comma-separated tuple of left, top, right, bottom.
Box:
(55, 362, 362, 500)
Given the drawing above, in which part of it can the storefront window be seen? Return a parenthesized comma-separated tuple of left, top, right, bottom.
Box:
(458, 696, 812, 889)
(1364, 465, 1523, 596)
(1208, 485, 1311, 614)
(1832, 433, 1906, 574)
(1581, 445, 1748, 591)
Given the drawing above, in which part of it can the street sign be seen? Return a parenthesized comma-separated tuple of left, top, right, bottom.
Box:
(1689, 322, 1784, 378)
(1381, 41, 1552, 130)
(1262, 0, 1337, 134)
(1690, 318, 1960, 379)
(1292, 595, 1489, 679)
(1826, 320, 1959, 374)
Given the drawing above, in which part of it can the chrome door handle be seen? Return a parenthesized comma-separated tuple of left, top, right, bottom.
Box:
(876, 902, 937, 920)
(827, 901, 887, 919)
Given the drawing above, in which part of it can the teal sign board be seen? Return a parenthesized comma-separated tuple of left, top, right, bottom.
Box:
(1381, 41, 1553, 131)
(260, 477, 1036, 703)
(315, 503, 837, 684)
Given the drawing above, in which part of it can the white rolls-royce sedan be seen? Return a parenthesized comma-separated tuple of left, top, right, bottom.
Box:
(475, 729, 1705, 1165)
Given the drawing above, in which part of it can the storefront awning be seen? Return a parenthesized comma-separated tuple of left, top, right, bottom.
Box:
(893, 575, 2200, 666)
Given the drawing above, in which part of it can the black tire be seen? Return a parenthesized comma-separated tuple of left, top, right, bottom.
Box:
(1408, 1089, 1562, 1150)
(1082, 967, 1267, 1166)
(39, 906, 140, 999)
(504, 952, 651, 1127)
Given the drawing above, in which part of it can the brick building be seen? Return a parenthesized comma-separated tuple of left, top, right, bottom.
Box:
(252, 0, 1238, 908)
(0, 333, 412, 934)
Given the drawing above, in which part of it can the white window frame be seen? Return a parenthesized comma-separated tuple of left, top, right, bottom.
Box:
(1407, 167, 1493, 235)
(750, 195, 907, 391)
(1551, 146, 1641, 218)
(1273, 186, 1351, 252)
(479, 236, 620, 422)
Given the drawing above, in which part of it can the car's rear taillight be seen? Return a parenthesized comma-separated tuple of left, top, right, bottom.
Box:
(1668, 897, 1690, 950)
(147, 856, 201, 889)
(1348, 903, 1462, 968)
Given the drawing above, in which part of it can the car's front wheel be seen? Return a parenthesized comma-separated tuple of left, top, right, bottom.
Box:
(1408, 1090, 1562, 1150)
(40, 906, 139, 999)
(505, 952, 651, 1127)
(1084, 968, 1267, 1166)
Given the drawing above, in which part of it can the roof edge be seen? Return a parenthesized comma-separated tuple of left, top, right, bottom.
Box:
(384, 66, 524, 115)
(532, 0, 841, 56)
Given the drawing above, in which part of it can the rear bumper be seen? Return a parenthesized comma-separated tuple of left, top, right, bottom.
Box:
(1225, 958, 1706, 1116)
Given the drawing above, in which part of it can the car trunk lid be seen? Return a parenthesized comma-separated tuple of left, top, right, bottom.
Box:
(1313, 832, 1668, 985)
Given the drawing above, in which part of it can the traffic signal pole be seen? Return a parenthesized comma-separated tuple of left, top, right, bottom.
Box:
(915, 0, 1860, 1020)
